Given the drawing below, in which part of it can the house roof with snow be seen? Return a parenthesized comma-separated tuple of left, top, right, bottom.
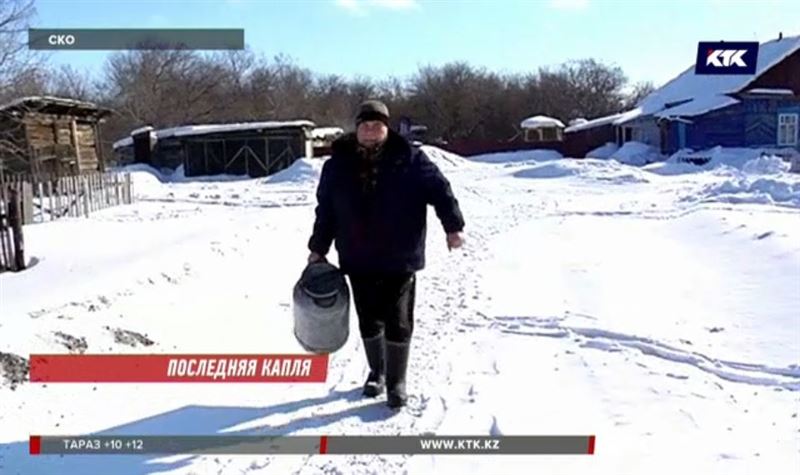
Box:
(640, 34, 799, 121)
(566, 34, 800, 132)
(521, 115, 565, 129)
(113, 120, 316, 149)
(564, 108, 647, 133)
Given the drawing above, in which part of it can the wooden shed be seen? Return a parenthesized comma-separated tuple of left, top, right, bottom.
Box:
(113, 120, 316, 178)
(0, 96, 112, 175)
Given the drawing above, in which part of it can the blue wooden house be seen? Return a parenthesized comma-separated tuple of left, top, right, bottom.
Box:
(566, 34, 799, 158)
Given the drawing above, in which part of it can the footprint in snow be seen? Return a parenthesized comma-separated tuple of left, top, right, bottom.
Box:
(53, 331, 88, 354)
(106, 327, 155, 347)
(0, 352, 29, 390)
(755, 231, 774, 240)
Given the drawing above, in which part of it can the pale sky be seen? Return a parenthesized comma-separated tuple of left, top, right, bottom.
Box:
(33, 0, 800, 88)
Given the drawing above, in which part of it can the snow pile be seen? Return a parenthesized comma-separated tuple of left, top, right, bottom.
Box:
(119, 163, 169, 189)
(585, 142, 619, 159)
(646, 147, 793, 175)
(689, 174, 800, 208)
(608, 141, 663, 166)
(468, 149, 563, 164)
(421, 145, 473, 170)
(741, 154, 792, 175)
(514, 158, 650, 184)
(262, 158, 323, 185)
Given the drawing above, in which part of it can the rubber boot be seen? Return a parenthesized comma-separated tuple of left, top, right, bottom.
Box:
(385, 341, 410, 408)
(362, 334, 385, 397)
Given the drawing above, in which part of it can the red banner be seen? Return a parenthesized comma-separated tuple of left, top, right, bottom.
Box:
(29, 354, 329, 383)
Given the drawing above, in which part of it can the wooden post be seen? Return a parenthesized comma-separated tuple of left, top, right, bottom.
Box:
(0, 214, 9, 271)
(94, 121, 106, 172)
(69, 175, 76, 217)
(94, 172, 100, 210)
(114, 173, 121, 205)
(69, 175, 77, 217)
(0, 195, 10, 271)
(37, 180, 44, 223)
(0, 167, 10, 270)
(47, 180, 54, 221)
(61, 176, 68, 217)
(100, 172, 106, 206)
(82, 177, 90, 217)
(125, 173, 132, 204)
(97, 173, 102, 209)
(92, 172, 98, 211)
(53, 177, 60, 218)
(74, 175, 81, 216)
(21, 182, 34, 225)
(86, 172, 93, 212)
(59, 176, 66, 218)
(77, 175, 83, 216)
(71, 119, 82, 170)
(8, 187, 25, 271)
(64, 176, 71, 217)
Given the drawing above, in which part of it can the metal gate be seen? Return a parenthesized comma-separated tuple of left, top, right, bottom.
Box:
(184, 136, 298, 178)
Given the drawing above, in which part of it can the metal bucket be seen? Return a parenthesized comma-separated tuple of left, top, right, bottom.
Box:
(293, 262, 350, 354)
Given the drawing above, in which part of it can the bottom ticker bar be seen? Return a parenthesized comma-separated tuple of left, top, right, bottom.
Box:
(31, 435, 596, 455)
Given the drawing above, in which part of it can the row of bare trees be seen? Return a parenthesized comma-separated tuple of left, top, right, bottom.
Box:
(2, 0, 655, 162)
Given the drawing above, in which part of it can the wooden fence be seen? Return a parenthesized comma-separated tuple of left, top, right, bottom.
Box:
(0, 169, 134, 273)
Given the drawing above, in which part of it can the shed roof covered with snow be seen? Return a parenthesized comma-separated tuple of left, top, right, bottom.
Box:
(0, 95, 112, 120)
(521, 115, 565, 129)
(113, 120, 315, 150)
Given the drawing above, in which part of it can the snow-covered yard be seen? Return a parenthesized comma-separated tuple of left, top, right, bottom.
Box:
(1, 147, 799, 475)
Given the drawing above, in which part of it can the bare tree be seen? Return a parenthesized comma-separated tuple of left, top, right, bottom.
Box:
(556, 59, 628, 119)
(624, 81, 656, 110)
(101, 49, 226, 127)
(48, 65, 97, 100)
(94, 42, 642, 150)
(0, 0, 43, 101)
(408, 62, 489, 140)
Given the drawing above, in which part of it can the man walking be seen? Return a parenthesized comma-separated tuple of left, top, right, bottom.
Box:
(307, 100, 465, 408)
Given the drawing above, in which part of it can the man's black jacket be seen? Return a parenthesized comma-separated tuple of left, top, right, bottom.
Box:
(308, 130, 465, 274)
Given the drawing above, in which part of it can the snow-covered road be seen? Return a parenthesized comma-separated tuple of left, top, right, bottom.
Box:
(1, 148, 799, 475)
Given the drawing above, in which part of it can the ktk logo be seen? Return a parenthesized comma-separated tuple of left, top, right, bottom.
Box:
(695, 42, 758, 75)
(706, 49, 748, 68)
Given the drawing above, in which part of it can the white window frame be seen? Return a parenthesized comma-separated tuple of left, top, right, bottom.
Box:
(778, 113, 798, 146)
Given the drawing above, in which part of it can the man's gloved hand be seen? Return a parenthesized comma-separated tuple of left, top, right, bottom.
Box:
(446, 232, 465, 251)
(308, 252, 326, 264)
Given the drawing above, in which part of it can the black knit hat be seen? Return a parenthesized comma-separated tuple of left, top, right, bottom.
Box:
(356, 100, 390, 126)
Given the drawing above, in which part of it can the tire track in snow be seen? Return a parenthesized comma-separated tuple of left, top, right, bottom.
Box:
(486, 315, 800, 391)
